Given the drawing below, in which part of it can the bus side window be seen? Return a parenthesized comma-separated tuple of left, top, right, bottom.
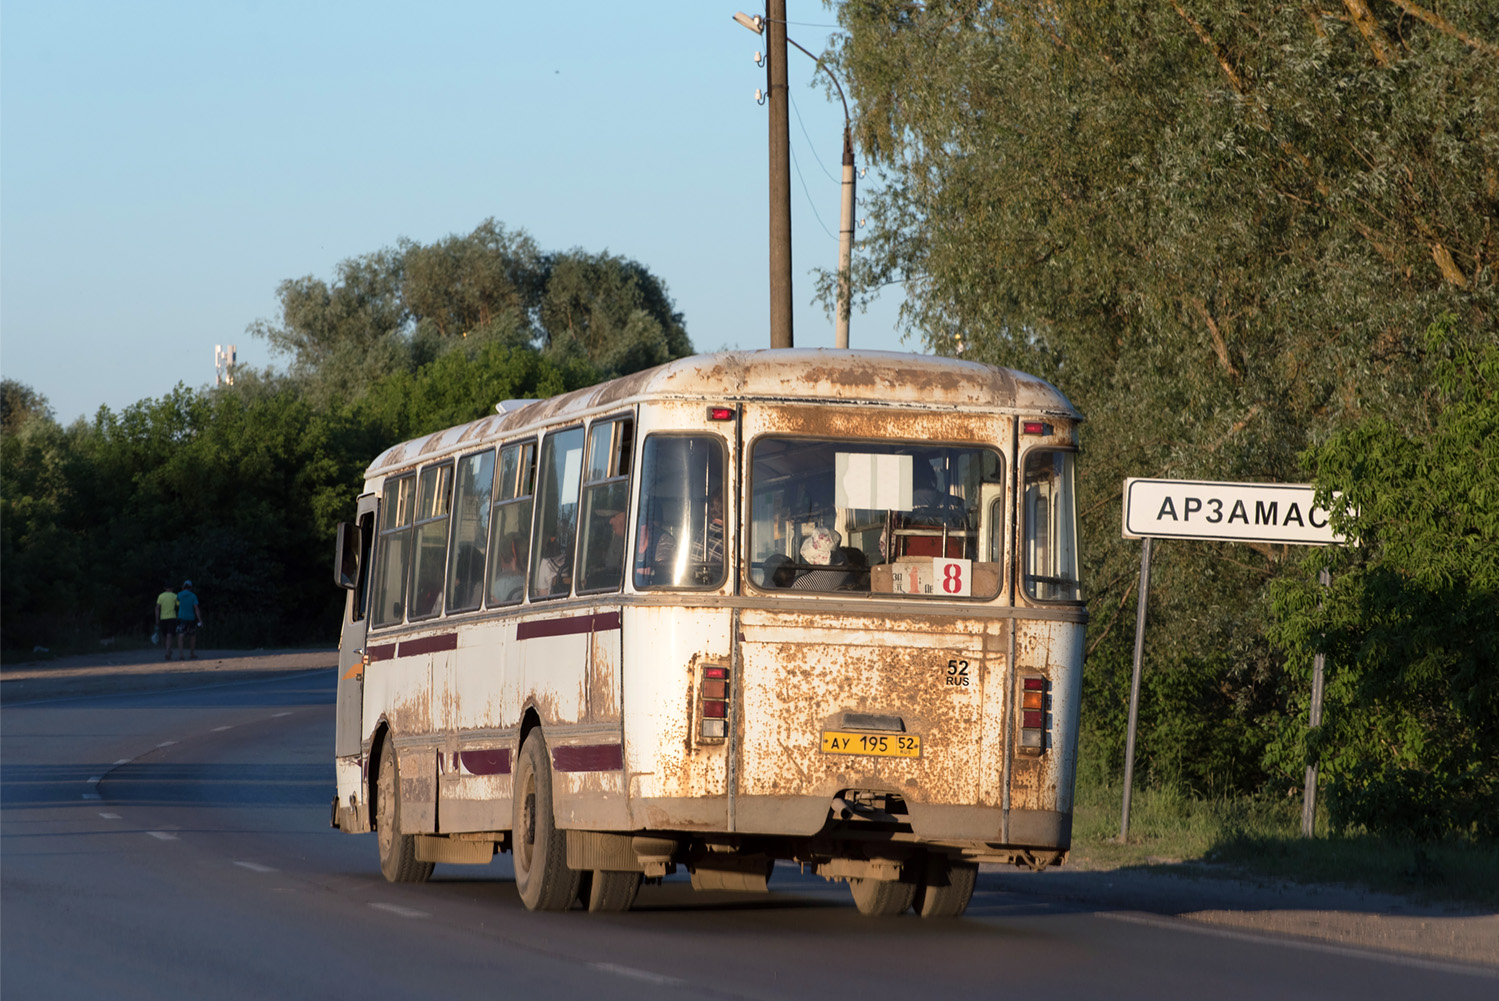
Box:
(408, 463, 454, 620)
(530, 427, 585, 600)
(446, 449, 496, 614)
(577, 416, 634, 593)
(487, 440, 536, 607)
(372, 475, 416, 627)
(634, 435, 726, 589)
(1022, 450, 1082, 602)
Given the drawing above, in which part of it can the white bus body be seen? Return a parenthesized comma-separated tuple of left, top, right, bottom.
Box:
(331, 349, 1086, 916)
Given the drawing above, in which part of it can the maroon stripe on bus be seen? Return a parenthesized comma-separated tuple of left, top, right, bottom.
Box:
(398, 632, 458, 657)
(517, 612, 621, 641)
(459, 749, 511, 775)
(367, 642, 397, 662)
(552, 744, 624, 772)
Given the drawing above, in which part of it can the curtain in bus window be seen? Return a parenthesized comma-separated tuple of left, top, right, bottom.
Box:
(748, 438, 1002, 597)
(1023, 450, 1082, 601)
(408, 464, 454, 619)
(530, 427, 584, 599)
(634, 435, 726, 589)
(577, 417, 634, 593)
(373, 475, 416, 627)
(487, 441, 535, 606)
(445, 449, 495, 613)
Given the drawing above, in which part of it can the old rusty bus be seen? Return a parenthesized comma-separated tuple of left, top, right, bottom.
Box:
(331, 349, 1085, 917)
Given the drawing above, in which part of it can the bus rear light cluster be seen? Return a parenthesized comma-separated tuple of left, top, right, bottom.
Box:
(699, 665, 730, 742)
(1019, 676, 1048, 756)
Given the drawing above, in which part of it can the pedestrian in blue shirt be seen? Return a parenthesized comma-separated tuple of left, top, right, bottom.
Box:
(175, 581, 203, 660)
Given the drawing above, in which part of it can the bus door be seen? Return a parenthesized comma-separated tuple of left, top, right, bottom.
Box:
(334, 493, 379, 759)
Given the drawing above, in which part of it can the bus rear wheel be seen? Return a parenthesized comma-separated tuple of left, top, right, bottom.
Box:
(512, 730, 580, 911)
(577, 869, 642, 913)
(913, 857, 977, 918)
(376, 734, 434, 884)
(848, 875, 917, 916)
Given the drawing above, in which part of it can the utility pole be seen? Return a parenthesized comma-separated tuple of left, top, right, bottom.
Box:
(766, 0, 793, 348)
(836, 124, 854, 349)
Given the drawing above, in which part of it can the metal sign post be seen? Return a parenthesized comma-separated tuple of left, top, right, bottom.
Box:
(1300, 568, 1331, 836)
(1119, 479, 1344, 842)
(1118, 536, 1152, 841)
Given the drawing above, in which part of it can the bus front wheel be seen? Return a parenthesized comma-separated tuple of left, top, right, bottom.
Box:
(513, 731, 581, 911)
(376, 734, 434, 884)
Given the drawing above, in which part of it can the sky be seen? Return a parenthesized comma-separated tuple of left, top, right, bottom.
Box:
(0, 1, 912, 426)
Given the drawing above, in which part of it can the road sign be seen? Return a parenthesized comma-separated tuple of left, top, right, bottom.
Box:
(1122, 477, 1344, 546)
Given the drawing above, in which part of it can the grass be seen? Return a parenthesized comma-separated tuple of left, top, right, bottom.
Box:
(1069, 778, 1499, 908)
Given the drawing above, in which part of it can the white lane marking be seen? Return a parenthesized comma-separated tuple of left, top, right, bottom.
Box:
(212, 726, 233, 732)
(271, 712, 293, 718)
(146, 831, 178, 841)
(368, 902, 429, 919)
(114, 759, 130, 765)
(590, 963, 688, 987)
(98, 813, 121, 820)
(234, 861, 277, 873)
(82, 792, 102, 800)
(156, 741, 177, 748)
(1098, 912, 1499, 979)
(87, 776, 102, 783)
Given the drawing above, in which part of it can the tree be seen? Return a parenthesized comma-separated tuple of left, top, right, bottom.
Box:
(537, 249, 693, 377)
(1269, 321, 1498, 838)
(250, 220, 693, 400)
(1, 379, 54, 435)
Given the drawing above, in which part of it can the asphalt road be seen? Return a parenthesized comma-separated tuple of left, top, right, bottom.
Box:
(3, 663, 1495, 1001)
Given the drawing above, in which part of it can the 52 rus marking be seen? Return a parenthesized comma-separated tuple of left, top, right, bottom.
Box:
(946, 659, 970, 687)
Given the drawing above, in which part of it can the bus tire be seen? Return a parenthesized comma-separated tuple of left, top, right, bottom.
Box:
(376, 735, 434, 884)
(584, 870, 642, 913)
(513, 731, 580, 911)
(848, 875, 916, 917)
(913, 857, 977, 918)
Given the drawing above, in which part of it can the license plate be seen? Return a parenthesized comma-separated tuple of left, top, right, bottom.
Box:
(820, 730, 922, 758)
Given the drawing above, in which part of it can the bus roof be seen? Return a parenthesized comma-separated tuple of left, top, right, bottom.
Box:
(364, 349, 1081, 479)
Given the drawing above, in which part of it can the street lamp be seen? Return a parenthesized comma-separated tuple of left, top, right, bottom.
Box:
(734, 7, 857, 349)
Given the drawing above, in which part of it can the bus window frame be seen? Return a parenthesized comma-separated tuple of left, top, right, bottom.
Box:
(371, 472, 417, 629)
(744, 432, 1005, 600)
(632, 431, 730, 593)
(485, 438, 537, 610)
(1019, 446, 1084, 604)
(528, 424, 586, 602)
(444, 447, 497, 615)
(406, 461, 455, 622)
(576, 413, 636, 596)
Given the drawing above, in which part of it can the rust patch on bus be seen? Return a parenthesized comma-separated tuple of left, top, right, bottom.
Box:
(736, 610, 999, 809)
(588, 633, 621, 723)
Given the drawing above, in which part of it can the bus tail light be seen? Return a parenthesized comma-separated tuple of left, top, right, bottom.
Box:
(1022, 420, 1052, 436)
(1019, 676, 1048, 756)
(699, 664, 730, 742)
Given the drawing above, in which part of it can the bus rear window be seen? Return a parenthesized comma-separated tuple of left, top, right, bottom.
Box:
(749, 438, 1004, 598)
